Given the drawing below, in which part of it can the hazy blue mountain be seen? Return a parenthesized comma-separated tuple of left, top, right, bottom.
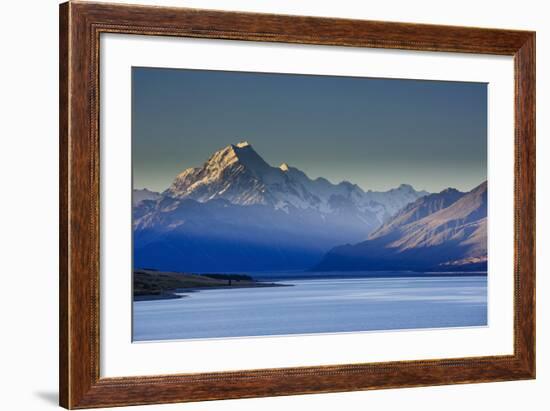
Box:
(133, 141, 429, 272)
(135, 199, 375, 272)
(314, 182, 487, 272)
(132, 188, 160, 206)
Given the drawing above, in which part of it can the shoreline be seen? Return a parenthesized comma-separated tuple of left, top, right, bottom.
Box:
(133, 270, 487, 301)
(133, 270, 291, 301)
(251, 271, 488, 281)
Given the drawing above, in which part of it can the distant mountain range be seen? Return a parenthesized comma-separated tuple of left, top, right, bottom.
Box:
(163, 141, 427, 221)
(314, 181, 487, 272)
(133, 141, 431, 272)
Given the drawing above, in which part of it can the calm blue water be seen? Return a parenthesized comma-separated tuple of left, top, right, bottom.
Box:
(133, 275, 487, 342)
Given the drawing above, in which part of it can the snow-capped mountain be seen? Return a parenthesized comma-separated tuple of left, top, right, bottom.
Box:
(315, 181, 487, 272)
(164, 141, 427, 225)
(132, 141, 431, 272)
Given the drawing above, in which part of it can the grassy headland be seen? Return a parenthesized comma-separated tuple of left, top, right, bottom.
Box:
(134, 269, 286, 300)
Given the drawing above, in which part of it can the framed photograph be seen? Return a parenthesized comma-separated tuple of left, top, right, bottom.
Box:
(59, 2, 535, 409)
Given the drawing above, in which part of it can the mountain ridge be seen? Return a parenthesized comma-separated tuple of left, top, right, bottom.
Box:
(162, 141, 428, 222)
(314, 181, 487, 272)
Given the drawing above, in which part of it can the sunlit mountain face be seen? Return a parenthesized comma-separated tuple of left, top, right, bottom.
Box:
(132, 142, 430, 273)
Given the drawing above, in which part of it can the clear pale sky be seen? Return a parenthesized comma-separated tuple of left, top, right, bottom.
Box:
(132, 67, 487, 193)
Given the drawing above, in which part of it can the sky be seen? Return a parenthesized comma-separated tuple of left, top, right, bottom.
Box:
(132, 67, 487, 193)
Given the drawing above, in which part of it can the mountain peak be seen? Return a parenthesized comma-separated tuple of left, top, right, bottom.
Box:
(203, 141, 265, 171)
(133, 187, 160, 206)
(235, 140, 251, 148)
(441, 187, 459, 193)
(397, 183, 415, 192)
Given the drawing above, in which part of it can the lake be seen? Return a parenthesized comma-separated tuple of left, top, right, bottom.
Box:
(132, 274, 487, 342)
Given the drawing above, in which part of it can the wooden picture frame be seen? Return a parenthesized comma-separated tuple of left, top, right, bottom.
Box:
(59, 1, 535, 408)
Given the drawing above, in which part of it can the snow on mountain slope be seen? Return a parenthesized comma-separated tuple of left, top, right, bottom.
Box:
(164, 141, 427, 224)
